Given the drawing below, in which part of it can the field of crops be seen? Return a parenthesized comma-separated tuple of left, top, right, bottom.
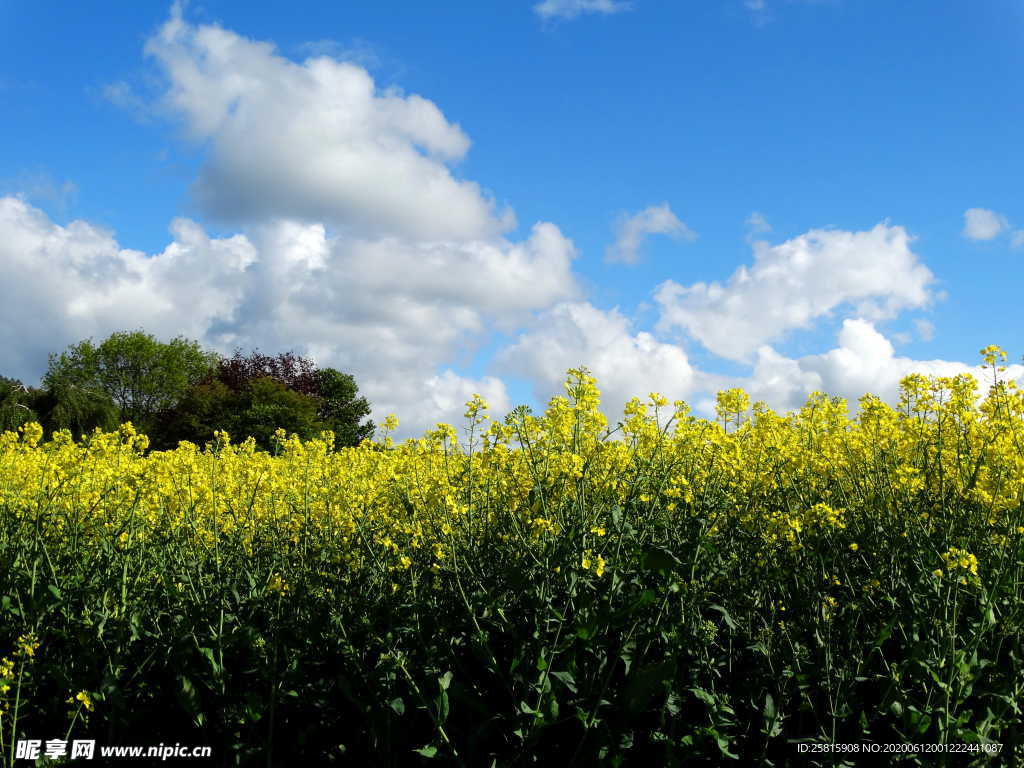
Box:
(1, 349, 1022, 766)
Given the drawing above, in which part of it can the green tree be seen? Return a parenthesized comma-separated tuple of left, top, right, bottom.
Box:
(152, 351, 375, 452)
(225, 376, 324, 450)
(28, 372, 119, 439)
(313, 367, 376, 447)
(0, 377, 38, 433)
(43, 330, 216, 438)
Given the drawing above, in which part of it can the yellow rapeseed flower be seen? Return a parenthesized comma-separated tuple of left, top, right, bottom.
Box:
(942, 547, 979, 577)
(67, 691, 94, 712)
(266, 574, 290, 595)
(15, 633, 40, 659)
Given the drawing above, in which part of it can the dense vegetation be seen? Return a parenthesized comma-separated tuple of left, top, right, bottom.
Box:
(1, 348, 1022, 766)
(0, 331, 375, 453)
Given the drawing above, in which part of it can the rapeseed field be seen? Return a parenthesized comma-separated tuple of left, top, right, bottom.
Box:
(1, 347, 1021, 766)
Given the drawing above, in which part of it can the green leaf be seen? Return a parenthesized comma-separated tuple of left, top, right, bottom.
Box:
(438, 670, 453, 691)
(873, 615, 898, 647)
(176, 675, 201, 718)
(640, 545, 680, 573)
(715, 735, 738, 759)
(389, 697, 405, 716)
(624, 661, 675, 714)
(708, 604, 737, 631)
(435, 690, 449, 724)
(414, 745, 438, 758)
(550, 670, 577, 694)
(690, 687, 716, 707)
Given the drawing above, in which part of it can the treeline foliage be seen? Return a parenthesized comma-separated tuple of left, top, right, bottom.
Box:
(0, 331, 374, 452)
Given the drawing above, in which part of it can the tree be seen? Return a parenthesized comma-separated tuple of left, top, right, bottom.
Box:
(0, 377, 38, 433)
(152, 349, 375, 452)
(28, 376, 118, 439)
(224, 376, 324, 449)
(43, 330, 216, 438)
(314, 367, 375, 447)
(215, 349, 320, 396)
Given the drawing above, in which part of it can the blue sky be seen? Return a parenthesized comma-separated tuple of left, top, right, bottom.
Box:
(2, 0, 1022, 440)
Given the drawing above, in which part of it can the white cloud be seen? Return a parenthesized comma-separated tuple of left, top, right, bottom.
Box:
(379, 370, 513, 445)
(914, 318, 935, 342)
(0, 196, 255, 385)
(1011, 230, 1024, 249)
(494, 301, 698, 423)
(962, 208, 1009, 241)
(295, 38, 381, 71)
(214, 218, 581, 380)
(744, 211, 771, 244)
(534, 0, 632, 20)
(739, 319, 1024, 415)
(654, 222, 935, 362)
(605, 203, 696, 264)
(0, 196, 580, 441)
(142, 6, 513, 241)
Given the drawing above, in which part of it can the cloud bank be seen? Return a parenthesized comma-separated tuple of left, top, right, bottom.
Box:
(654, 223, 935, 362)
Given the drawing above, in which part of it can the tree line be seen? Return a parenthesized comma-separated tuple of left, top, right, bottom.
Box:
(0, 331, 375, 452)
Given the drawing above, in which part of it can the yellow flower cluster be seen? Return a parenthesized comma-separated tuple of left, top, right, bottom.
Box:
(0, 656, 13, 695)
(0, 352, 1019, 591)
(266, 574, 291, 595)
(15, 633, 40, 659)
(581, 549, 607, 577)
(941, 547, 980, 584)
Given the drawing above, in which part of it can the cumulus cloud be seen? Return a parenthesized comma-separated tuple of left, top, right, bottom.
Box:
(962, 208, 1009, 241)
(211, 218, 581, 384)
(534, 0, 632, 21)
(378, 370, 513, 444)
(0, 195, 580, 441)
(914, 318, 935, 342)
(0, 196, 255, 384)
(142, 6, 513, 241)
(494, 301, 698, 423)
(738, 319, 1024, 415)
(605, 203, 696, 264)
(654, 222, 935, 362)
